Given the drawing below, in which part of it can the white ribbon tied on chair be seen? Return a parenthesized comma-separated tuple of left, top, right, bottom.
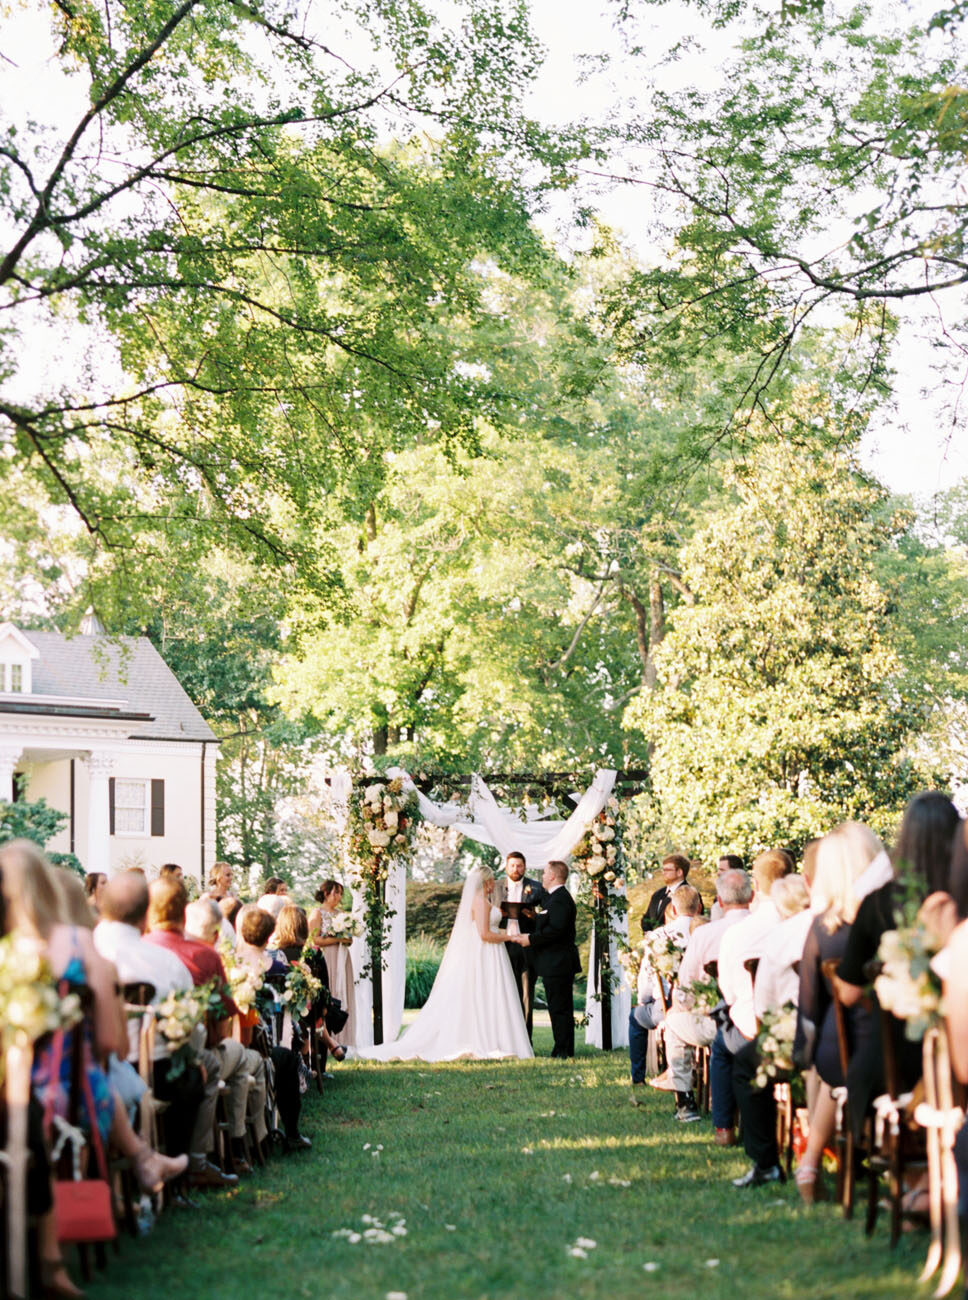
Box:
(872, 1091, 914, 1148)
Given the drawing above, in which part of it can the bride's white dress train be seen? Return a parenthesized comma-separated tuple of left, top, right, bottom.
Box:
(352, 869, 533, 1062)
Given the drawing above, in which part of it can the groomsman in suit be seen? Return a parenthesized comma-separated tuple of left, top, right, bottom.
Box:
(643, 854, 692, 932)
(514, 860, 580, 1058)
(493, 851, 543, 1040)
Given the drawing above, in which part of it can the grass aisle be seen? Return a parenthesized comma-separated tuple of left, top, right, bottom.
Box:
(89, 1030, 927, 1300)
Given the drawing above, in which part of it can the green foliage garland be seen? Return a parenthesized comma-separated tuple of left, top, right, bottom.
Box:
(345, 779, 421, 982)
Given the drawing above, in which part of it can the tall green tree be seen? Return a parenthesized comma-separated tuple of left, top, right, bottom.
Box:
(625, 432, 927, 858)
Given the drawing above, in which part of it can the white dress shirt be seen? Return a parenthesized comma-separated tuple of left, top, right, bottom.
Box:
(718, 898, 781, 1039)
(505, 877, 523, 936)
(753, 908, 813, 1017)
(675, 907, 750, 1002)
(94, 920, 193, 1060)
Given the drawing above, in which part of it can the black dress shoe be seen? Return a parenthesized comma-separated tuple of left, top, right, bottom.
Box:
(285, 1134, 312, 1152)
(732, 1164, 784, 1188)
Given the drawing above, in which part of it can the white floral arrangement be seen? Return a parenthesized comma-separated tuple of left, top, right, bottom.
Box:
(572, 796, 624, 884)
(753, 1001, 798, 1090)
(618, 942, 644, 995)
(0, 932, 81, 1052)
(874, 924, 943, 1041)
(285, 959, 323, 1019)
(645, 930, 686, 982)
(327, 910, 361, 940)
(217, 938, 265, 1014)
(680, 971, 721, 1017)
(154, 984, 209, 1052)
(354, 778, 419, 866)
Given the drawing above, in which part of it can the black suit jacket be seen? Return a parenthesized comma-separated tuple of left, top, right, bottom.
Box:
(645, 885, 671, 925)
(496, 875, 544, 935)
(529, 886, 580, 979)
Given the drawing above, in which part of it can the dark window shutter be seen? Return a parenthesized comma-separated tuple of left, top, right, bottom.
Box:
(150, 779, 165, 837)
(109, 777, 115, 835)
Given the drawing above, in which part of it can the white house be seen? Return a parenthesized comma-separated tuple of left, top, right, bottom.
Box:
(0, 620, 217, 882)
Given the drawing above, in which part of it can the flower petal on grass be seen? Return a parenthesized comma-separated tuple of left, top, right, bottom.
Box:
(705, 1259, 720, 1268)
(643, 1262, 659, 1272)
(575, 1238, 597, 1250)
(567, 1247, 588, 1259)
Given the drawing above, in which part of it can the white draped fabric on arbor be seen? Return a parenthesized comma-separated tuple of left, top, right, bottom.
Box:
(585, 890, 631, 1049)
(348, 767, 620, 1047)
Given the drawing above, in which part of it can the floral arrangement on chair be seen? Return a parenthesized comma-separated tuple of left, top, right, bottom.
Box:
(618, 941, 644, 995)
(154, 981, 218, 1078)
(680, 971, 722, 1018)
(217, 938, 265, 1015)
(874, 925, 943, 1041)
(753, 1001, 798, 1090)
(0, 932, 81, 1057)
(645, 930, 687, 983)
(285, 959, 324, 1019)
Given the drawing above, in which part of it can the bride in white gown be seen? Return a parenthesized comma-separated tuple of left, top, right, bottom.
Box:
(352, 865, 534, 1062)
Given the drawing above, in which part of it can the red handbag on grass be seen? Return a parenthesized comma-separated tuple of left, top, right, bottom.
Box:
(42, 1013, 117, 1246)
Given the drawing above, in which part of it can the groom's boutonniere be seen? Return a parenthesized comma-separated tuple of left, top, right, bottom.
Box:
(524, 886, 532, 896)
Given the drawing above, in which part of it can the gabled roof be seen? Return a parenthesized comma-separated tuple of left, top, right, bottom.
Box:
(0, 622, 40, 658)
(18, 631, 216, 743)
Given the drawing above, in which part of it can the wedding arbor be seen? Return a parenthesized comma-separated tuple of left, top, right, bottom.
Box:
(333, 766, 648, 1048)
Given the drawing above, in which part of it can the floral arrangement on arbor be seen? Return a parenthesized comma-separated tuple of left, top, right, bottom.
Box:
(874, 925, 943, 1041)
(0, 933, 80, 1057)
(154, 981, 218, 1078)
(345, 777, 420, 980)
(753, 1001, 798, 1090)
(572, 796, 624, 885)
(285, 959, 324, 1019)
(572, 796, 627, 1026)
(217, 938, 265, 1015)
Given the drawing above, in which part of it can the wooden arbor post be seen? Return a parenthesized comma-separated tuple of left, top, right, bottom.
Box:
(593, 883, 613, 1051)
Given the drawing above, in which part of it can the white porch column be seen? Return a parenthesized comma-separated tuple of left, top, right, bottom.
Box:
(85, 751, 114, 876)
(0, 746, 22, 803)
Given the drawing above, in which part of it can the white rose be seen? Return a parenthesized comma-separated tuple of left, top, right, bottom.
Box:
(367, 829, 392, 848)
(364, 783, 385, 804)
(588, 859, 607, 876)
(597, 826, 615, 842)
(606, 847, 617, 864)
(384, 810, 399, 830)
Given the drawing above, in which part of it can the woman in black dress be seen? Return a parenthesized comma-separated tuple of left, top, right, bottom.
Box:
(793, 821, 884, 1202)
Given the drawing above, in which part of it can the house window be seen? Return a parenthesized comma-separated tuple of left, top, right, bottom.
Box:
(114, 779, 148, 835)
(9, 664, 22, 692)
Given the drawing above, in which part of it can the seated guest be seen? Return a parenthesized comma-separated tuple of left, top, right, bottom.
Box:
(793, 822, 883, 1202)
(159, 862, 184, 881)
(0, 842, 186, 1300)
(257, 875, 289, 919)
(710, 855, 744, 921)
(836, 791, 961, 1139)
(233, 904, 311, 1152)
(147, 879, 268, 1173)
(95, 872, 235, 1190)
(659, 869, 752, 1127)
(728, 870, 813, 1190)
(629, 886, 703, 1091)
(85, 870, 107, 916)
(715, 850, 794, 1182)
(753, 845, 817, 1018)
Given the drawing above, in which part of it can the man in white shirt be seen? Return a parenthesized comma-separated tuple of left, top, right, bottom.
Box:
(658, 869, 753, 1124)
(715, 849, 796, 1187)
(629, 886, 702, 1090)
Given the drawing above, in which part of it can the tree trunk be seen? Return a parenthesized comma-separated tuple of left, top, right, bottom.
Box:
(644, 569, 666, 690)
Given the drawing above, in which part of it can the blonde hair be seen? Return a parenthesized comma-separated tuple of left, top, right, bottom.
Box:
(812, 822, 883, 932)
(671, 884, 703, 917)
(0, 840, 61, 938)
(51, 867, 96, 930)
(770, 873, 810, 920)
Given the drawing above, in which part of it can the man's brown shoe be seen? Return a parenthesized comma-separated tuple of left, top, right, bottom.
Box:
(714, 1127, 736, 1147)
(188, 1158, 239, 1189)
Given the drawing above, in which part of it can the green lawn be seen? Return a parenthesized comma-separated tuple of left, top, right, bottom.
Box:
(86, 1029, 931, 1300)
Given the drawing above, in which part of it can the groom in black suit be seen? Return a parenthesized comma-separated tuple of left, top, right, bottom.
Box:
(513, 860, 580, 1058)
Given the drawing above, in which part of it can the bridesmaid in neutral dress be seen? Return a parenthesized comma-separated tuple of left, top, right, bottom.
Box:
(308, 879, 356, 1047)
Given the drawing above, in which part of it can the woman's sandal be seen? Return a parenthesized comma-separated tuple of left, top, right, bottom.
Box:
(41, 1257, 85, 1300)
(332, 1045, 347, 1062)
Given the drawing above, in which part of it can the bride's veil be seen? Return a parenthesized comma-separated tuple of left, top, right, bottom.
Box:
(431, 865, 485, 985)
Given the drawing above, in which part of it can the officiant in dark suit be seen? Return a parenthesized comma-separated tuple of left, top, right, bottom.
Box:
(514, 860, 580, 1058)
(493, 850, 543, 1040)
